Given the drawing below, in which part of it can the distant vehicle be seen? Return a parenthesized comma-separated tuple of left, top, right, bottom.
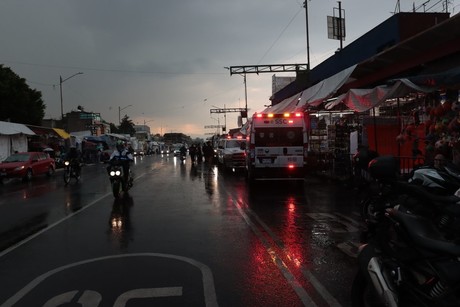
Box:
(161, 148, 170, 154)
(134, 149, 144, 156)
(173, 148, 181, 156)
(243, 111, 308, 181)
(216, 137, 246, 171)
(0, 152, 56, 182)
(172, 144, 186, 156)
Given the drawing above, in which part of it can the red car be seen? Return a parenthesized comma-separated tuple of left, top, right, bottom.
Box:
(0, 152, 56, 182)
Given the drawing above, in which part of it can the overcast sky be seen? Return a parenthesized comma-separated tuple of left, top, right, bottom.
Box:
(1, 0, 458, 138)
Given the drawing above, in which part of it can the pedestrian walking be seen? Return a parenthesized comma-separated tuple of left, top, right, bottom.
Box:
(189, 144, 197, 163)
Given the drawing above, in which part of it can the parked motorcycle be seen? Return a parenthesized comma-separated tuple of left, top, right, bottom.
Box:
(360, 156, 460, 242)
(63, 159, 80, 185)
(107, 159, 133, 198)
(352, 156, 460, 306)
(409, 163, 460, 196)
(352, 206, 460, 306)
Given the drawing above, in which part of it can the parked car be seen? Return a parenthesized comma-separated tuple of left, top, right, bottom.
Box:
(216, 137, 246, 171)
(0, 152, 56, 182)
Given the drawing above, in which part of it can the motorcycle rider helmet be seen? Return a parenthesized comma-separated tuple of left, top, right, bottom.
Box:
(116, 140, 125, 152)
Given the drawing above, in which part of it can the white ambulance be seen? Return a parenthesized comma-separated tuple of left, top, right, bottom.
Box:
(243, 111, 308, 181)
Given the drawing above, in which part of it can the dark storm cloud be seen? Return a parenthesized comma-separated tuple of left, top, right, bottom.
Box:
(1, 0, 433, 137)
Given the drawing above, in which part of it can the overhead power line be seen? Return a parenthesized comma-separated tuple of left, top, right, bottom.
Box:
(257, 7, 303, 65)
(0, 59, 226, 76)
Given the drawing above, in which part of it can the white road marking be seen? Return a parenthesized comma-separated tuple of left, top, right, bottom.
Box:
(1, 253, 218, 307)
(0, 173, 148, 259)
(248, 209, 344, 306)
(113, 287, 183, 307)
(43, 290, 102, 307)
(231, 199, 320, 307)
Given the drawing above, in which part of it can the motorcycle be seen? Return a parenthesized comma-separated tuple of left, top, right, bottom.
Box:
(352, 156, 460, 306)
(352, 206, 460, 306)
(408, 163, 460, 196)
(108, 159, 133, 198)
(63, 159, 81, 185)
(360, 156, 460, 242)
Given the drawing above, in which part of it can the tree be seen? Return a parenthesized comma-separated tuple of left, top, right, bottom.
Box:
(118, 115, 135, 136)
(109, 123, 119, 134)
(0, 65, 45, 125)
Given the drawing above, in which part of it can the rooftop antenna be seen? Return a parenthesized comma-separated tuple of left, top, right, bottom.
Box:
(394, 0, 401, 14)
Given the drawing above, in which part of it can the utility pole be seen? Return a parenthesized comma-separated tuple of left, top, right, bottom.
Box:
(338, 1, 343, 50)
(118, 104, 133, 124)
(60, 72, 83, 119)
(304, 1, 310, 68)
(243, 75, 248, 120)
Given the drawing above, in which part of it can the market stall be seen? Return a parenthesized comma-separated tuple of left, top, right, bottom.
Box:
(0, 121, 35, 161)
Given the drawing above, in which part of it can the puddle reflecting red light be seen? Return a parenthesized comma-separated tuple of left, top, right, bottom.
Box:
(282, 197, 307, 268)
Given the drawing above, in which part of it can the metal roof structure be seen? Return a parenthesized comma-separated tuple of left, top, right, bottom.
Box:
(271, 12, 460, 106)
(342, 12, 460, 93)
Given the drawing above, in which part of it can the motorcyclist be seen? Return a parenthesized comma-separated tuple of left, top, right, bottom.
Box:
(203, 141, 214, 164)
(179, 144, 187, 160)
(189, 144, 197, 163)
(196, 144, 203, 163)
(65, 146, 82, 177)
(108, 140, 134, 185)
(126, 142, 135, 155)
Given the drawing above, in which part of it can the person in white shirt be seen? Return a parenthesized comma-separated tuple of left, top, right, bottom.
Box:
(108, 140, 134, 184)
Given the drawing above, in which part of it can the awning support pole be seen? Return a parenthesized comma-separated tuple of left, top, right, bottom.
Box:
(373, 107, 378, 153)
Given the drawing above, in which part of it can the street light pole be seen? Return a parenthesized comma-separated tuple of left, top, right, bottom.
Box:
(118, 104, 133, 124)
(60, 72, 83, 119)
(243, 74, 248, 120)
(304, 0, 310, 68)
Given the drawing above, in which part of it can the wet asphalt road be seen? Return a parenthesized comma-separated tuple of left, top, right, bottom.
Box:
(0, 154, 363, 307)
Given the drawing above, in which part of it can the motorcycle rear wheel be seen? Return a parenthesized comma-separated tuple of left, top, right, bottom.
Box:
(112, 181, 122, 198)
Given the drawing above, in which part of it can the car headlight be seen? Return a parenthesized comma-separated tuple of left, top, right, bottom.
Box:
(14, 166, 25, 171)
